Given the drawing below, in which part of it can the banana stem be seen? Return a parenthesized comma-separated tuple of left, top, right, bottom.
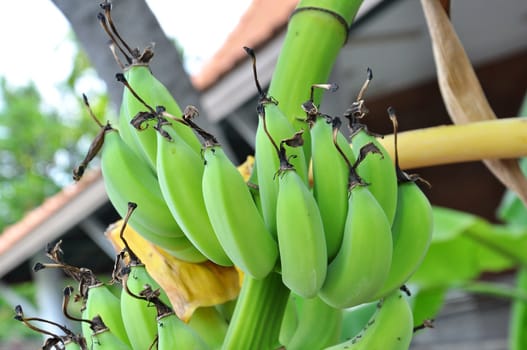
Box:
(221, 272, 290, 350)
(378, 117, 527, 169)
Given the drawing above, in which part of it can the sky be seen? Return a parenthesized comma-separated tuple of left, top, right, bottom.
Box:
(0, 0, 251, 109)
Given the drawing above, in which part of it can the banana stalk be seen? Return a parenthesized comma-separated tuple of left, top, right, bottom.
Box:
(379, 117, 527, 170)
(221, 273, 290, 350)
(268, 0, 363, 162)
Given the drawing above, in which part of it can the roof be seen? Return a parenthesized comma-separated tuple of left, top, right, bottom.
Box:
(191, 0, 299, 91)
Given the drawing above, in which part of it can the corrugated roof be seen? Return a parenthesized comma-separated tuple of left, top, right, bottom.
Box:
(191, 0, 299, 90)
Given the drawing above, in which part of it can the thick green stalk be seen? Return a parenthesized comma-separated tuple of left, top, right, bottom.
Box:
(221, 272, 290, 350)
(268, 0, 363, 158)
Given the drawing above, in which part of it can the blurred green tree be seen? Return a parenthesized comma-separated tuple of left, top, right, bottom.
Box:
(0, 48, 108, 230)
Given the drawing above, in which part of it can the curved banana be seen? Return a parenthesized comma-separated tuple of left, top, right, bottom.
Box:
(187, 306, 228, 349)
(278, 294, 299, 347)
(120, 264, 159, 350)
(276, 165, 327, 298)
(346, 69, 398, 224)
(246, 47, 307, 236)
(156, 311, 210, 350)
(98, 6, 201, 170)
(319, 173, 392, 309)
(371, 178, 433, 301)
(156, 120, 232, 266)
(201, 144, 279, 279)
(81, 282, 130, 348)
(125, 219, 207, 263)
(100, 126, 180, 235)
(324, 291, 414, 350)
(90, 321, 132, 350)
(310, 114, 354, 259)
(285, 296, 342, 350)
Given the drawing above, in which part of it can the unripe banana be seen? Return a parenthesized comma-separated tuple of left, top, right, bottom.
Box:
(90, 322, 132, 350)
(187, 307, 228, 350)
(156, 119, 232, 266)
(370, 179, 433, 301)
(278, 294, 299, 346)
(120, 264, 159, 350)
(81, 282, 130, 348)
(201, 144, 279, 279)
(285, 296, 342, 350)
(276, 165, 327, 298)
(310, 114, 355, 259)
(156, 311, 210, 350)
(100, 126, 206, 262)
(245, 47, 308, 236)
(319, 176, 392, 309)
(346, 69, 398, 224)
(324, 291, 414, 350)
(98, 6, 201, 170)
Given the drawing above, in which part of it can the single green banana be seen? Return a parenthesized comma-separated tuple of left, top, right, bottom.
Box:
(245, 47, 308, 236)
(100, 126, 206, 262)
(346, 69, 397, 224)
(98, 6, 201, 170)
(187, 307, 229, 350)
(156, 119, 232, 266)
(310, 114, 355, 259)
(325, 291, 414, 350)
(370, 107, 433, 300)
(370, 179, 433, 301)
(90, 323, 132, 350)
(285, 296, 343, 350)
(125, 219, 208, 263)
(276, 164, 327, 298)
(201, 144, 278, 279)
(120, 264, 159, 350)
(319, 171, 392, 309)
(156, 311, 210, 350)
(81, 282, 130, 348)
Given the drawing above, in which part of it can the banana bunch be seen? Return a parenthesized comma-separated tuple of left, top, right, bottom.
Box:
(67, 3, 435, 348)
(24, 237, 229, 349)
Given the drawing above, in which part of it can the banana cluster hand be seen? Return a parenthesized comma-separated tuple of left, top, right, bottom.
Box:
(67, 4, 434, 348)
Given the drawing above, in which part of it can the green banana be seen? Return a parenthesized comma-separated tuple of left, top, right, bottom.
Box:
(99, 126, 207, 262)
(98, 5, 201, 170)
(340, 301, 378, 342)
(187, 307, 228, 350)
(319, 166, 392, 309)
(371, 179, 433, 300)
(245, 47, 308, 236)
(276, 159, 327, 298)
(370, 108, 433, 300)
(325, 291, 414, 350)
(81, 282, 130, 348)
(89, 319, 132, 350)
(310, 110, 355, 259)
(156, 311, 210, 350)
(119, 264, 159, 350)
(285, 296, 343, 350)
(346, 69, 398, 225)
(156, 117, 232, 266)
(201, 143, 278, 279)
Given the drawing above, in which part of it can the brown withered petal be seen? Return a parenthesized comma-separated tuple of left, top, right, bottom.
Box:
(422, 0, 527, 206)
